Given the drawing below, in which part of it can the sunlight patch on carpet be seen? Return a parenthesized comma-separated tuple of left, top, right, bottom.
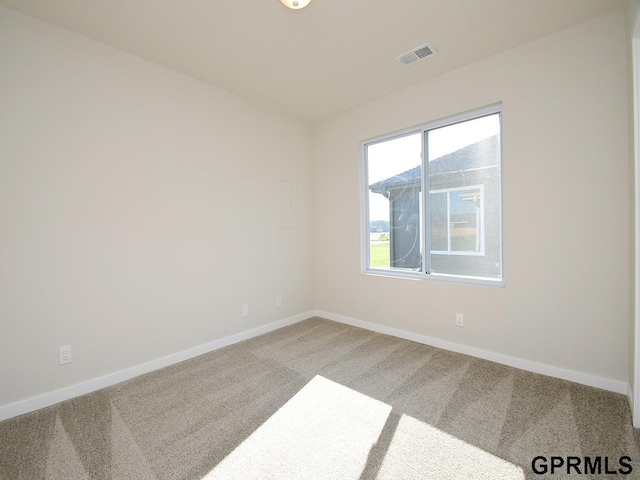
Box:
(204, 375, 391, 479)
(203, 375, 524, 479)
(377, 414, 524, 479)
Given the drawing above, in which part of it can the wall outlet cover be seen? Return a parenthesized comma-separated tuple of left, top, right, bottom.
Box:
(59, 345, 72, 365)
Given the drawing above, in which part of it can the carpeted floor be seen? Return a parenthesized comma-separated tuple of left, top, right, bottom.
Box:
(0, 317, 638, 479)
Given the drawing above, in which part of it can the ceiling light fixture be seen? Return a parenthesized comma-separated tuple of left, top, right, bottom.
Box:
(280, 0, 312, 10)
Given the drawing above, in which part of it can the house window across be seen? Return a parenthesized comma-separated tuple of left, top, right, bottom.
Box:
(363, 105, 502, 284)
(430, 185, 484, 256)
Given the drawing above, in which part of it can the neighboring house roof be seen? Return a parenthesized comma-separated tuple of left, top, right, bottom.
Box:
(369, 134, 500, 197)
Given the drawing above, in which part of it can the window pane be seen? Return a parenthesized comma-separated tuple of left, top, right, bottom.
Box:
(428, 113, 501, 279)
(429, 192, 448, 251)
(366, 133, 422, 270)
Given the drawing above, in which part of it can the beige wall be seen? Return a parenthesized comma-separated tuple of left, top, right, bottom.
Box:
(0, 6, 314, 406)
(0, 4, 632, 411)
(313, 10, 630, 382)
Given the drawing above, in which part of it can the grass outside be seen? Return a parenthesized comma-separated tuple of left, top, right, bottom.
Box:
(370, 242, 390, 268)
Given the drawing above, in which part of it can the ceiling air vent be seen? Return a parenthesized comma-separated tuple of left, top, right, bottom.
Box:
(396, 42, 438, 67)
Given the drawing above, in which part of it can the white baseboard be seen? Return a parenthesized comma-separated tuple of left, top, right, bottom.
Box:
(0, 311, 315, 422)
(316, 310, 629, 396)
(2, 310, 629, 422)
(628, 383, 638, 428)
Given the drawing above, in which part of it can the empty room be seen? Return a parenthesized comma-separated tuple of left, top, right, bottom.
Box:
(1, 0, 639, 478)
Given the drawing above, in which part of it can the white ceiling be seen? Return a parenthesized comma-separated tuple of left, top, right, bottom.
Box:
(0, 0, 624, 122)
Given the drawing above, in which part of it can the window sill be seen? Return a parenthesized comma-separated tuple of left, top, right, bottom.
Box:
(363, 268, 505, 288)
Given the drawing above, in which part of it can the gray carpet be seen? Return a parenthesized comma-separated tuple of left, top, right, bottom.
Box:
(1, 317, 638, 479)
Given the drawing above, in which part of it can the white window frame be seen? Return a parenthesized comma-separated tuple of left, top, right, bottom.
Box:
(360, 103, 504, 287)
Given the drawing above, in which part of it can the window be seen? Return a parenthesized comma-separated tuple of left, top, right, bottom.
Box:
(430, 186, 484, 256)
(363, 105, 502, 283)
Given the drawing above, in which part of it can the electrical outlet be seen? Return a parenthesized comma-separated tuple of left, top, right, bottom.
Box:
(455, 313, 464, 328)
(59, 345, 72, 365)
(276, 295, 283, 308)
(242, 304, 249, 317)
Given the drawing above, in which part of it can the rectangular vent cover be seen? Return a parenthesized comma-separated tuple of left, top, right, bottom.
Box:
(396, 42, 438, 66)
